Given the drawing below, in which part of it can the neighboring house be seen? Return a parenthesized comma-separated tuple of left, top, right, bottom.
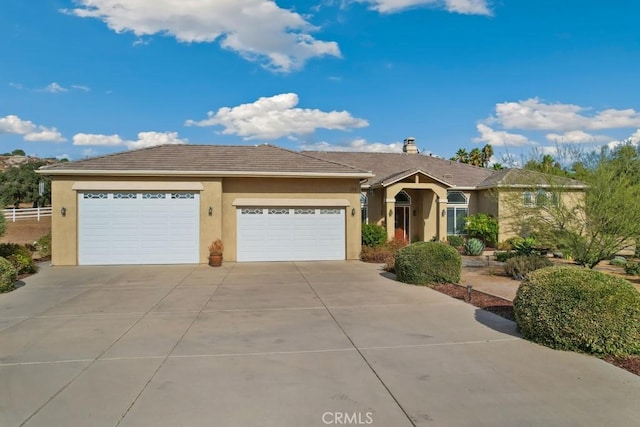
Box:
(39, 139, 585, 266)
(38, 145, 372, 265)
(308, 137, 586, 244)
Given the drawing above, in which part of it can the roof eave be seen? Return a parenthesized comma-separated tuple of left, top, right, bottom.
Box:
(37, 169, 374, 179)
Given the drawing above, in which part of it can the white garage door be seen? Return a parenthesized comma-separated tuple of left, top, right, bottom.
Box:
(237, 207, 345, 262)
(78, 192, 199, 265)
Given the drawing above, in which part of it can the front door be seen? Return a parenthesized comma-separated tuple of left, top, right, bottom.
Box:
(394, 206, 410, 243)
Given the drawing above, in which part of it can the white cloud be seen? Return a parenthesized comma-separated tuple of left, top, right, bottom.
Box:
(473, 124, 532, 147)
(545, 130, 613, 144)
(73, 133, 125, 146)
(355, 0, 491, 15)
(186, 93, 368, 140)
(0, 114, 66, 142)
(300, 138, 403, 152)
(490, 98, 640, 132)
(72, 131, 187, 150)
(71, 85, 91, 92)
(43, 82, 68, 93)
(66, 0, 341, 73)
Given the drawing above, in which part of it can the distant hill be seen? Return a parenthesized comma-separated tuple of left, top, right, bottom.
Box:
(0, 155, 60, 172)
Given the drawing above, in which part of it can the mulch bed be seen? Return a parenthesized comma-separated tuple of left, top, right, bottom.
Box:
(428, 282, 640, 376)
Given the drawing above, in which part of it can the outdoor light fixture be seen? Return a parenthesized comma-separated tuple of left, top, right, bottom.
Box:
(208, 206, 213, 216)
(388, 209, 393, 217)
(413, 209, 416, 217)
(441, 209, 446, 217)
(351, 208, 356, 216)
(61, 207, 66, 217)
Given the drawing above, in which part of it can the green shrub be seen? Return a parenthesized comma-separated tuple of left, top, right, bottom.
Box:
(0, 211, 5, 238)
(0, 257, 17, 293)
(8, 253, 37, 275)
(494, 251, 517, 263)
(362, 224, 387, 247)
(514, 266, 640, 356)
(0, 243, 32, 259)
(395, 242, 461, 285)
(512, 237, 539, 256)
(446, 235, 464, 248)
(463, 238, 484, 256)
(609, 256, 627, 267)
(504, 255, 552, 279)
(624, 261, 640, 276)
(36, 232, 52, 258)
(464, 213, 499, 247)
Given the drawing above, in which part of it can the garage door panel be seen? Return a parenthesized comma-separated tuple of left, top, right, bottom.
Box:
(79, 192, 199, 265)
(237, 207, 345, 262)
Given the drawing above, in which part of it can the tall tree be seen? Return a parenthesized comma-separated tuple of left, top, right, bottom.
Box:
(481, 144, 494, 168)
(0, 161, 51, 208)
(451, 148, 469, 163)
(469, 148, 483, 167)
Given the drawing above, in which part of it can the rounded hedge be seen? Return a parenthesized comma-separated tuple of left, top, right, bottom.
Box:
(0, 257, 17, 293)
(395, 242, 461, 285)
(514, 266, 640, 356)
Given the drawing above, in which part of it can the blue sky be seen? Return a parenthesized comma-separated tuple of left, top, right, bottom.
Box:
(1, 0, 639, 163)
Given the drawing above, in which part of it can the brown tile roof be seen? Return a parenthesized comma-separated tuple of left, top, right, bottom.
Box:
(305, 151, 495, 188)
(476, 168, 586, 189)
(40, 144, 372, 177)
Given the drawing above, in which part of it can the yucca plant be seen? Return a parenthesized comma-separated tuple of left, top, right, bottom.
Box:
(464, 238, 485, 256)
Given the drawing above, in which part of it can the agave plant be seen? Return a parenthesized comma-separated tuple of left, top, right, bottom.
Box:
(464, 238, 485, 256)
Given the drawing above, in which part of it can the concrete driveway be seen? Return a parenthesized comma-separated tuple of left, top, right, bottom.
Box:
(0, 262, 638, 426)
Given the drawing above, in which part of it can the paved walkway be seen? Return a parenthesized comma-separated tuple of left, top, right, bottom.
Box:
(0, 262, 638, 426)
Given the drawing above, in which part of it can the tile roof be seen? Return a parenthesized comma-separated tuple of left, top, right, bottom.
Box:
(40, 144, 372, 177)
(305, 151, 495, 188)
(476, 168, 586, 189)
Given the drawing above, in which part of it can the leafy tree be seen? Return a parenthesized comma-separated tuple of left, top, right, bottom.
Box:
(0, 161, 51, 208)
(11, 149, 25, 156)
(492, 163, 504, 170)
(450, 144, 494, 168)
(501, 142, 640, 268)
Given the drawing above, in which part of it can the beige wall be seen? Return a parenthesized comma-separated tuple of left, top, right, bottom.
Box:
(50, 175, 361, 265)
(222, 177, 362, 261)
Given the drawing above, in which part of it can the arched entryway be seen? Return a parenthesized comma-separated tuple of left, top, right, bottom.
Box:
(394, 190, 411, 242)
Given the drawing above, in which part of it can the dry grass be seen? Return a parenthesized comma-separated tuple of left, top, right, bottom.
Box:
(1, 218, 51, 244)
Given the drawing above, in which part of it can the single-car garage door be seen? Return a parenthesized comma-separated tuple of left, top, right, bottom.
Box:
(237, 207, 345, 261)
(78, 191, 199, 265)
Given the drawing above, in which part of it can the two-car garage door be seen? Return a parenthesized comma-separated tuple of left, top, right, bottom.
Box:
(237, 207, 345, 262)
(78, 192, 346, 264)
(78, 192, 199, 265)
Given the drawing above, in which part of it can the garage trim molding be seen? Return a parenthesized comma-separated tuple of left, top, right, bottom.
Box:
(72, 181, 204, 191)
(232, 198, 350, 207)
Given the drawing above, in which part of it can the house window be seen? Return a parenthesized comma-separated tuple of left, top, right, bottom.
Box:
(446, 191, 468, 235)
(361, 192, 368, 224)
(395, 190, 411, 205)
(447, 207, 468, 235)
(447, 191, 468, 204)
(524, 190, 559, 207)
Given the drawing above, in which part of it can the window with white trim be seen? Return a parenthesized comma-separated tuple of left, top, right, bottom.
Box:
(360, 192, 368, 224)
(524, 190, 559, 207)
(446, 191, 469, 235)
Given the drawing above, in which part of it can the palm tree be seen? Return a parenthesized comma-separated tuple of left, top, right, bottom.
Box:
(492, 163, 504, 170)
(469, 148, 483, 167)
(452, 148, 469, 163)
(481, 144, 494, 168)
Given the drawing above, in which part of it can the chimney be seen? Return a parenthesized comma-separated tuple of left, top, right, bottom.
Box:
(403, 137, 418, 154)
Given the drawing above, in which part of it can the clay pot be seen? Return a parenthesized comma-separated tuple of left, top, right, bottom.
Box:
(209, 254, 223, 267)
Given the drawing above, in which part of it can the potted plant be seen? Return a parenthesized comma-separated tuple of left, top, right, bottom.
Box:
(208, 239, 224, 267)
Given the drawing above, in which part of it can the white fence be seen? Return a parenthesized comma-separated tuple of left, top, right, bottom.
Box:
(2, 207, 52, 222)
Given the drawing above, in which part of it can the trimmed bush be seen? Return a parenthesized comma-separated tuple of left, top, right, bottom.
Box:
(395, 242, 461, 285)
(0, 243, 36, 275)
(0, 257, 17, 293)
(514, 266, 640, 356)
(610, 256, 627, 267)
(362, 224, 387, 247)
(463, 238, 484, 256)
(494, 251, 517, 263)
(504, 255, 552, 280)
(446, 235, 464, 248)
(624, 261, 640, 276)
